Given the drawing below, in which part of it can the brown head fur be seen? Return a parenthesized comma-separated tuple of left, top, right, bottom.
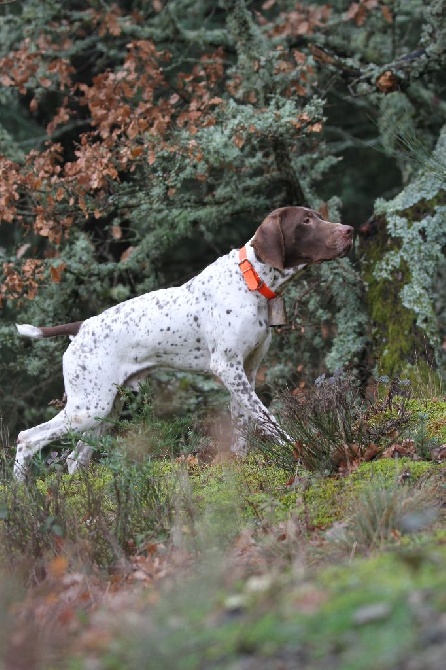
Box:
(252, 206, 353, 270)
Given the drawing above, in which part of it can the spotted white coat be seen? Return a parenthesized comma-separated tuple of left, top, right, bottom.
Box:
(14, 207, 353, 479)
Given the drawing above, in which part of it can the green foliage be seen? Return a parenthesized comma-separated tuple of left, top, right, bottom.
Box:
(0, 377, 444, 669)
(253, 373, 415, 475)
(0, 460, 176, 573)
(0, 388, 207, 573)
(378, 92, 417, 158)
(321, 257, 369, 373)
(367, 127, 446, 373)
(1, 0, 446, 437)
(266, 233, 368, 389)
(334, 474, 441, 552)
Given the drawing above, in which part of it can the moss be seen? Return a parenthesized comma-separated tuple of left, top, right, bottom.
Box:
(292, 459, 441, 530)
(187, 455, 342, 531)
(74, 532, 446, 670)
(296, 476, 346, 528)
(407, 397, 446, 441)
(3, 451, 441, 570)
(313, 544, 446, 663)
(369, 269, 414, 368)
(362, 220, 427, 376)
(186, 453, 443, 534)
(293, 459, 441, 531)
(349, 458, 439, 483)
(189, 455, 291, 534)
(318, 544, 446, 599)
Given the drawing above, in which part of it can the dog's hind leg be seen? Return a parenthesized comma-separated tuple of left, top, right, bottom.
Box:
(66, 394, 124, 474)
(14, 409, 75, 480)
(14, 391, 117, 480)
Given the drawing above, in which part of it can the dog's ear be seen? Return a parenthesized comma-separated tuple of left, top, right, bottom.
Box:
(251, 210, 286, 269)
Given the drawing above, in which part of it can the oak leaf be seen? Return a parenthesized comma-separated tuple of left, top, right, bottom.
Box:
(50, 263, 66, 283)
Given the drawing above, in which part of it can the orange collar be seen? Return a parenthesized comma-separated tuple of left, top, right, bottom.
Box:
(238, 246, 277, 299)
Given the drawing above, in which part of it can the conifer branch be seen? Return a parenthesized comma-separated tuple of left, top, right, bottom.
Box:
(224, 0, 307, 205)
(271, 137, 307, 206)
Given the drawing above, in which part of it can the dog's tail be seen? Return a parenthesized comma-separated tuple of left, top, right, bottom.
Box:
(16, 321, 83, 339)
(16, 324, 45, 339)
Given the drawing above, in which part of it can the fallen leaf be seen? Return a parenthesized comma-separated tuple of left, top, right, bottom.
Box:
(48, 555, 69, 580)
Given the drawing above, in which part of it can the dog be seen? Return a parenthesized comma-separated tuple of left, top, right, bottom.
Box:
(14, 206, 353, 479)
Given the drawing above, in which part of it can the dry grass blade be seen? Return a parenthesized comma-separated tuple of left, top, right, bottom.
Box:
(252, 374, 414, 475)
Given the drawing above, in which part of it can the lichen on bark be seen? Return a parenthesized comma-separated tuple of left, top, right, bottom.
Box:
(361, 126, 446, 378)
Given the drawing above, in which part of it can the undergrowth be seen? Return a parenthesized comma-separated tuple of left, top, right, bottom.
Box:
(0, 372, 444, 670)
(252, 372, 443, 475)
(0, 374, 444, 590)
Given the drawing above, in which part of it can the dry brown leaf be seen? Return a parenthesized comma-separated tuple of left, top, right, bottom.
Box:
(120, 246, 136, 262)
(381, 5, 393, 23)
(47, 555, 69, 580)
(376, 70, 398, 93)
(50, 263, 66, 283)
(111, 225, 122, 240)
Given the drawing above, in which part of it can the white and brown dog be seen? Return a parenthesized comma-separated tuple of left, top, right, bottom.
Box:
(15, 207, 353, 479)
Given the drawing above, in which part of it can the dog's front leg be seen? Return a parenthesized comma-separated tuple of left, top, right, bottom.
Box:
(211, 356, 290, 453)
(229, 398, 251, 456)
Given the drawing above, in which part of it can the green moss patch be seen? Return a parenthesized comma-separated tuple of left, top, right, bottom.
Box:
(407, 397, 446, 441)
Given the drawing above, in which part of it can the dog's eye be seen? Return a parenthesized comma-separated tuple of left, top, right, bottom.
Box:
(303, 216, 311, 224)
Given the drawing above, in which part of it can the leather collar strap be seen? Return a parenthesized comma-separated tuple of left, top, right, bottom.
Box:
(238, 246, 277, 299)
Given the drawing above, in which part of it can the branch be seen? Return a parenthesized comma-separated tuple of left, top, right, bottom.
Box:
(311, 0, 446, 96)
(271, 137, 307, 206)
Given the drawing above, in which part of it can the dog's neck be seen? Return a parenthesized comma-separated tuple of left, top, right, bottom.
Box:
(244, 240, 307, 292)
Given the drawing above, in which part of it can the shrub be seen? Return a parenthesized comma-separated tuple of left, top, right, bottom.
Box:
(253, 373, 414, 475)
(329, 471, 442, 553)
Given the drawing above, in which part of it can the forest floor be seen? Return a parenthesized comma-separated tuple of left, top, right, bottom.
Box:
(1, 389, 445, 669)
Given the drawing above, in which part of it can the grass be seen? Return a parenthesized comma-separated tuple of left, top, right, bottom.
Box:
(0, 375, 444, 668)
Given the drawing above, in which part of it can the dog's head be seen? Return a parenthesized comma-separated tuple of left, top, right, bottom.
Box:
(251, 206, 354, 270)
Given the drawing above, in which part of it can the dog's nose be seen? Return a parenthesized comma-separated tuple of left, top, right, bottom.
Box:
(342, 225, 354, 239)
